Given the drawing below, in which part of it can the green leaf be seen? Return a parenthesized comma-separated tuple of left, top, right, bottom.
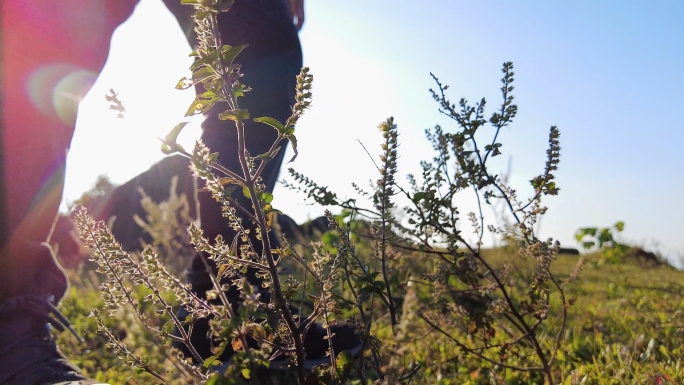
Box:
(261, 192, 274, 204)
(336, 350, 352, 367)
(241, 368, 251, 379)
(575, 227, 597, 242)
(190, 49, 220, 71)
(203, 355, 222, 369)
(165, 122, 189, 145)
(191, 67, 214, 82)
(218, 0, 234, 12)
(413, 192, 426, 204)
(222, 44, 248, 67)
(335, 349, 354, 379)
(287, 134, 298, 163)
(321, 231, 339, 251)
(254, 116, 285, 133)
(175, 77, 192, 90)
(233, 83, 249, 98)
(194, 11, 210, 20)
(659, 345, 669, 356)
(185, 98, 210, 117)
(358, 286, 374, 297)
(255, 146, 281, 160)
(161, 143, 175, 155)
(242, 186, 251, 199)
(161, 122, 189, 154)
(184, 313, 195, 323)
(161, 320, 174, 335)
(614, 221, 625, 232)
(283, 125, 295, 136)
(205, 374, 223, 385)
(218, 109, 250, 121)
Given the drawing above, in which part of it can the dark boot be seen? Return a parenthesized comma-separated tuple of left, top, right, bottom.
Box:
(301, 322, 363, 363)
(171, 254, 262, 363)
(0, 295, 103, 385)
(172, 253, 363, 370)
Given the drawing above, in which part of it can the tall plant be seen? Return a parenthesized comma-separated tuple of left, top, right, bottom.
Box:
(286, 62, 582, 384)
(74, 0, 581, 383)
(77, 0, 316, 383)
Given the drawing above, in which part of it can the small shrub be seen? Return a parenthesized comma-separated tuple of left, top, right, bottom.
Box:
(575, 221, 629, 264)
(576, 222, 666, 266)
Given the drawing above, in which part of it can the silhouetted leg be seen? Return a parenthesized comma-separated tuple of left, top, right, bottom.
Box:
(166, 0, 303, 362)
(0, 2, 138, 383)
(0, 0, 137, 302)
(165, 0, 302, 289)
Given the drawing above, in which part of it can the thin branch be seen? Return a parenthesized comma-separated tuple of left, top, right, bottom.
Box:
(419, 314, 543, 373)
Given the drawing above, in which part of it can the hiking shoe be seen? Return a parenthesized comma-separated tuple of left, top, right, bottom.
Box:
(211, 321, 363, 373)
(0, 295, 105, 385)
(301, 321, 362, 364)
(174, 251, 362, 371)
(173, 304, 363, 371)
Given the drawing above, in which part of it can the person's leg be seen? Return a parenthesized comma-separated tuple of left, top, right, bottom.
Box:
(165, 0, 304, 361)
(164, 0, 362, 367)
(0, 0, 138, 301)
(197, 0, 302, 281)
(0, 2, 136, 383)
(164, 0, 302, 242)
(164, 0, 301, 290)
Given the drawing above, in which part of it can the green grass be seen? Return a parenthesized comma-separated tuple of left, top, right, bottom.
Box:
(57, 247, 684, 384)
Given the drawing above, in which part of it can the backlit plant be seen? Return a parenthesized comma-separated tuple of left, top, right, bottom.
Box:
(72, 1, 585, 384)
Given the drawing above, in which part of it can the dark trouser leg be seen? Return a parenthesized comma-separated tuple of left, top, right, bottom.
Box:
(174, 0, 302, 291)
(199, 0, 302, 242)
(0, 1, 137, 302)
(0, 3, 138, 383)
(168, 0, 302, 361)
(0, 60, 78, 300)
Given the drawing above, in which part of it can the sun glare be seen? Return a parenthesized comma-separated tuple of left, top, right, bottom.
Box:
(61, 0, 201, 211)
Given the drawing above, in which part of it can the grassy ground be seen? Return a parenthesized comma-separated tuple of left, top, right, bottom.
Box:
(404, 249, 684, 384)
(56, 246, 684, 384)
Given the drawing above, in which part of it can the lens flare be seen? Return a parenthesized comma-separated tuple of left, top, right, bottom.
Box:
(27, 64, 97, 125)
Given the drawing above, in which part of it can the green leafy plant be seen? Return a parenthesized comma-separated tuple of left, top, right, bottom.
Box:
(74, 0, 324, 384)
(575, 221, 628, 263)
(575, 222, 667, 267)
(284, 62, 582, 384)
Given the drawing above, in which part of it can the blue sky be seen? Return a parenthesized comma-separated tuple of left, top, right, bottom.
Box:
(64, 1, 684, 261)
